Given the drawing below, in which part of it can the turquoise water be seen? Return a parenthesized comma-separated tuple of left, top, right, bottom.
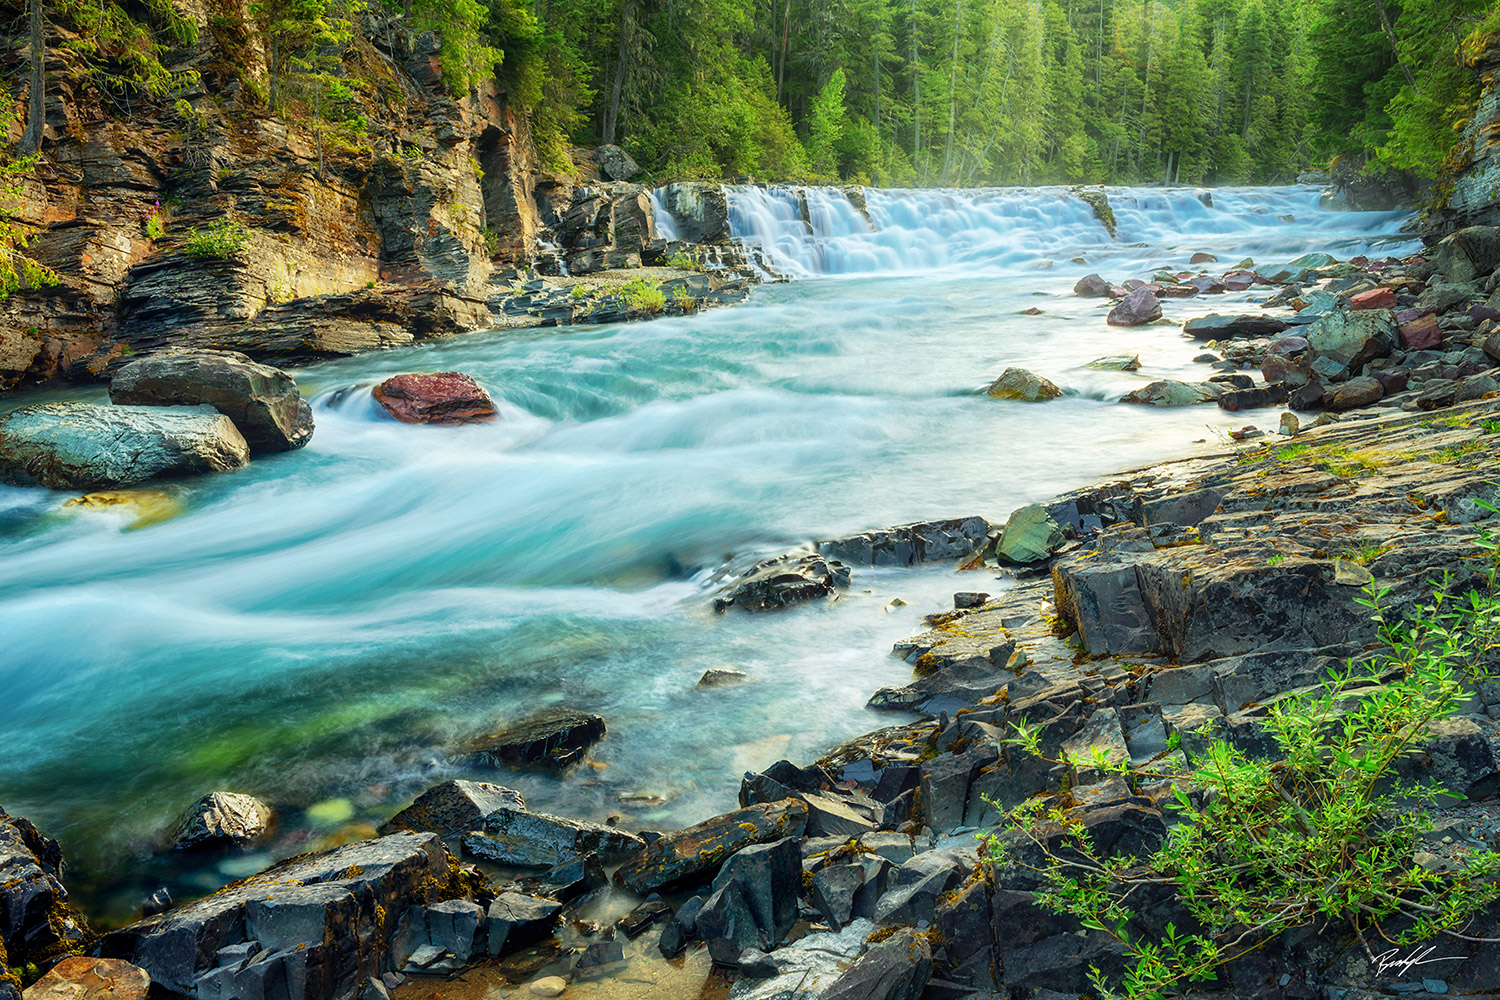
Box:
(0, 186, 1413, 919)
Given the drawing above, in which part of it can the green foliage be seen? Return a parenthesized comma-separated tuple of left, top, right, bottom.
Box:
(986, 522, 1500, 998)
(806, 68, 847, 178)
(620, 276, 664, 313)
(182, 218, 251, 259)
(665, 250, 700, 270)
(145, 202, 168, 240)
(0, 105, 60, 301)
(54, 0, 201, 98)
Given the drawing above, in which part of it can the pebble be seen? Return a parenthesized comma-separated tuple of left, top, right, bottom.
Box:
(530, 977, 567, 997)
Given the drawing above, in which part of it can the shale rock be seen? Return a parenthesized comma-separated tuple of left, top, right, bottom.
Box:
(985, 367, 1063, 402)
(454, 710, 606, 770)
(714, 553, 851, 611)
(818, 927, 930, 1000)
(372, 372, 497, 425)
(1324, 376, 1385, 411)
(996, 504, 1065, 564)
(1305, 309, 1399, 377)
(109, 350, 313, 454)
(486, 893, 562, 956)
(168, 792, 274, 850)
(21, 958, 149, 1000)
(1121, 380, 1222, 406)
(614, 799, 808, 894)
(102, 832, 450, 999)
(593, 145, 641, 182)
(379, 780, 526, 836)
(0, 403, 249, 490)
(1184, 314, 1288, 340)
(818, 516, 989, 567)
(0, 807, 90, 969)
(460, 803, 643, 867)
(698, 838, 800, 964)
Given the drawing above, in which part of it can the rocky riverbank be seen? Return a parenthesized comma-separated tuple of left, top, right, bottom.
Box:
(8, 334, 1500, 1000)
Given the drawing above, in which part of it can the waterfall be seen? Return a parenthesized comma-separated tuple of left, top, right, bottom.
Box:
(713, 184, 1415, 278)
(649, 188, 681, 242)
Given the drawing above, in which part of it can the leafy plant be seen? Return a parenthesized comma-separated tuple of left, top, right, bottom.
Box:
(182, 218, 251, 259)
(144, 201, 168, 240)
(666, 250, 700, 270)
(621, 277, 664, 314)
(985, 516, 1500, 999)
(0, 104, 60, 301)
(671, 285, 696, 312)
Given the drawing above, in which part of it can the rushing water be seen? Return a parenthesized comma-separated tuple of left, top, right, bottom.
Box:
(0, 184, 1413, 921)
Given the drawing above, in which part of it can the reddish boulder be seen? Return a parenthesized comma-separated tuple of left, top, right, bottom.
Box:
(1073, 274, 1111, 297)
(22, 958, 149, 1000)
(1158, 284, 1199, 298)
(1400, 313, 1444, 351)
(1349, 287, 1397, 311)
(1106, 287, 1162, 326)
(372, 373, 497, 425)
(1325, 376, 1385, 411)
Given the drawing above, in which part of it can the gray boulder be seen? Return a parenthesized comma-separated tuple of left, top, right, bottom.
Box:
(453, 710, 605, 771)
(1121, 380, 1222, 406)
(698, 838, 801, 965)
(109, 350, 313, 454)
(714, 553, 851, 612)
(486, 892, 561, 956)
(1422, 226, 1500, 284)
(0, 807, 90, 970)
(460, 803, 642, 867)
(168, 792, 274, 850)
(0, 403, 249, 490)
(819, 927, 931, 1000)
(1106, 287, 1162, 326)
(379, 779, 525, 836)
(818, 516, 989, 567)
(391, 899, 484, 972)
(872, 849, 971, 924)
(1306, 309, 1399, 377)
(1184, 314, 1289, 340)
(1074, 274, 1111, 297)
(594, 145, 641, 182)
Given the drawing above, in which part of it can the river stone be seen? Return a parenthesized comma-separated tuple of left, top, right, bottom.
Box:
(1183, 313, 1288, 340)
(460, 803, 642, 867)
(372, 373, 496, 425)
(22, 958, 150, 1000)
(1073, 273, 1111, 297)
(1423, 226, 1500, 284)
(109, 350, 313, 454)
(379, 780, 525, 836)
(996, 504, 1064, 564)
(487, 893, 562, 956)
(614, 799, 808, 895)
(1106, 287, 1161, 326)
(698, 667, 750, 688)
(1084, 353, 1141, 371)
(714, 553, 851, 611)
(1349, 287, 1397, 311)
(1306, 309, 1399, 375)
(1255, 262, 1312, 284)
(1289, 252, 1338, 269)
(1121, 380, 1221, 406)
(986, 368, 1062, 402)
(168, 792, 274, 850)
(593, 144, 641, 181)
(454, 710, 606, 770)
(102, 832, 449, 998)
(0, 807, 90, 970)
(818, 516, 989, 567)
(0, 403, 249, 490)
(1324, 376, 1385, 412)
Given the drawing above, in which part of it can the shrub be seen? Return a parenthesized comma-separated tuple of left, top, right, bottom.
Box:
(622, 277, 665, 315)
(666, 250, 700, 270)
(986, 516, 1500, 998)
(182, 218, 250, 259)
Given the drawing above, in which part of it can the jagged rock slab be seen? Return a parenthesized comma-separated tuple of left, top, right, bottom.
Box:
(818, 517, 989, 567)
(453, 710, 606, 770)
(460, 803, 642, 867)
(614, 799, 808, 895)
(0, 807, 90, 969)
(379, 780, 526, 836)
(167, 792, 274, 850)
(714, 553, 851, 612)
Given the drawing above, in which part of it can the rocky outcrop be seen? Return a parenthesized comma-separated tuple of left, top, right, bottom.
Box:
(0, 807, 90, 972)
(0, 402, 249, 489)
(21, 958, 149, 1000)
(658, 183, 730, 244)
(379, 780, 526, 837)
(109, 350, 313, 453)
(1423, 39, 1500, 238)
(453, 710, 606, 770)
(371, 372, 497, 425)
(818, 517, 990, 568)
(714, 553, 852, 611)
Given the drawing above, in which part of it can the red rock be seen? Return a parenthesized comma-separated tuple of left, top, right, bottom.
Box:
(372, 372, 497, 425)
(1349, 287, 1397, 311)
(1399, 313, 1444, 351)
(1224, 275, 1253, 291)
(1373, 369, 1409, 394)
(23, 958, 150, 1000)
(1190, 252, 1217, 264)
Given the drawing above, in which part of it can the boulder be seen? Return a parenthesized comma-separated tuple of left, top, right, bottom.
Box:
(168, 792, 274, 850)
(593, 145, 641, 182)
(661, 183, 731, 244)
(460, 803, 643, 867)
(1084, 354, 1140, 371)
(726, 920, 875, 1000)
(1106, 287, 1161, 326)
(1324, 376, 1385, 412)
(1348, 287, 1397, 311)
(1254, 263, 1312, 284)
(1423, 226, 1500, 284)
(453, 710, 605, 771)
(1305, 309, 1399, 376)
(513, 853, 606, 903)
(109, 350, 313, 454)
(986, 368, 1062, 402)
(371, 373, 496, 425)
(819, 927, 931, 1000)
(102, 832, 452, 999)
(1190, 252, 1218, 264)
(996, 504, 1064, 565)
(391, 900, 484, 972)
(1400, 313, 1444, 350)
(698, 839, 800, 964)
(1121, 380, 1222, 406)
(872, 849, 971, 924)
(379, 780, 526, 836)
(698, 668, 749, 688)
(818, 516, 989, 567)
(0, 808, 90, 970)
(1183, 314, 1288, 340)
(1073, 274, 1111, 297)
(485, 893, 561, 956)
(714, 553, 851, 612)
(0, 403, 249, 490)
(614, 799, 808, 894)
(21, 958, 149, 1000)
(1288, 252, 1338, 268)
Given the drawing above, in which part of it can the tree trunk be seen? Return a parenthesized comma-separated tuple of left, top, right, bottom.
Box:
(1371, 0, 1418, 92)
(872, 46, 880, 137)
(603, 0, 629, 145)
(20, 0, 43, 156)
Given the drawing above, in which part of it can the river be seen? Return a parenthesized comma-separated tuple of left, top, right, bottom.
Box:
(0, 184, 1413, 921)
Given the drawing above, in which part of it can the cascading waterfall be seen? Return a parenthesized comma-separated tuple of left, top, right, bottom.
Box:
(711, 184, 1416, 278)
(648, 188, 681, 242)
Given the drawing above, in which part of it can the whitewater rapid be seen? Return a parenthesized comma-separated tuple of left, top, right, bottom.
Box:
(0, 184, 1415, 918)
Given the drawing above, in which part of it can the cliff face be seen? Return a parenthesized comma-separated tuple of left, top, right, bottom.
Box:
(1423, 38, 1500, 241)
(0, 3, 568, 389)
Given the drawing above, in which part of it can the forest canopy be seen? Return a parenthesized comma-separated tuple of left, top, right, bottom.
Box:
(17, 0, 1500, 187)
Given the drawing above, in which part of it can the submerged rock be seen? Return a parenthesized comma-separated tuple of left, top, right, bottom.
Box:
(985, 367, 1062, 402)
(109, 349, 313, 454)
(1121, 380, 1222, 407)
(0, 403, 249, 490)
(1084, 353, 1140, 371)
(715, 553, 851, 611)
(614, 799, 808, 894)
(372, 373, 497, 425)
(454, 710, 606, 771)
(60, 490, 183, 530)
(168, 792, 274, 851)
(698, 668, 750, 688)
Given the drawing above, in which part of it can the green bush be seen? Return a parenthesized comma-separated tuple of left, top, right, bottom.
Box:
(621, 277, 665, 314)
(182, 218, 251, 259)
(987, 519, 1500, 998)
